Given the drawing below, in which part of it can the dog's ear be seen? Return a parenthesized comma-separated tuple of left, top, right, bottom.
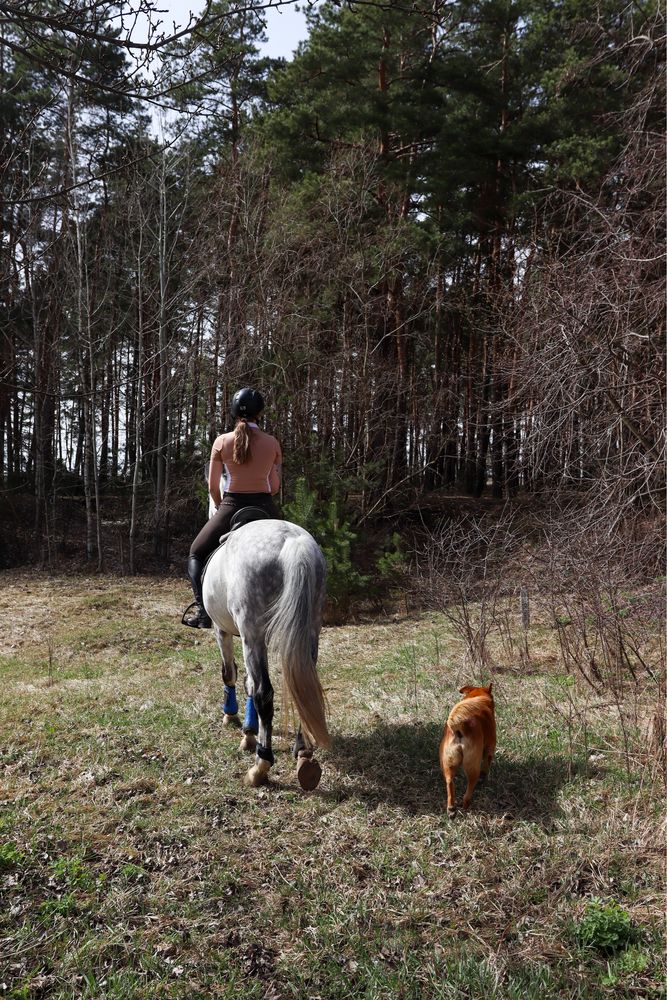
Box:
(486, 683, 493, 694)
(459, 685, 473, 695)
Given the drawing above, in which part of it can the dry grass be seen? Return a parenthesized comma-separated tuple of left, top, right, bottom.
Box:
(0, 571, 664, 999)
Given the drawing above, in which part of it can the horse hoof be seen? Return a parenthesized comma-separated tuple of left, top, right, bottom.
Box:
(244, 759, 271, 788)
(296, 756, 322, 791)
(223, 713, 241, 728)
(239, 733, 257, 753)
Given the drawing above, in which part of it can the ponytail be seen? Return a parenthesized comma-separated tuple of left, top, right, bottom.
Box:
(233, 418, 252, 464)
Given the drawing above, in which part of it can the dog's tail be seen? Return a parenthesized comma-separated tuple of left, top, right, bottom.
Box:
(444, 698, 481, 758)
(443, 740, 464, 768)
(442, 721, 466, 768)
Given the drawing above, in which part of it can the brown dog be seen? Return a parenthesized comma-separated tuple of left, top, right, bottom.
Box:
(439, 684, 496, 816)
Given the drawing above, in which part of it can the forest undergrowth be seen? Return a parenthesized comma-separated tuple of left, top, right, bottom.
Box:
(0, 570, 664, 999)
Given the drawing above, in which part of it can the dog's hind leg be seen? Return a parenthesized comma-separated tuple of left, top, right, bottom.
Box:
(481, 746, 494, 776)
(462, 744, 483, 810)
(442, 762, 458, 817)
(440, 733, 461, 817)
(462, 766, 481, 810)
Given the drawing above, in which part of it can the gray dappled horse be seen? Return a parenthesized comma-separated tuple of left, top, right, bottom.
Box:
(202, 519, 329, 790)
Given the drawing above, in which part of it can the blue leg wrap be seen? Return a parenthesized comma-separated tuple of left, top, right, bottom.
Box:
(223, 685, 238, 716)
(243, 696, 259, 734)
(257, 743, 274, 765)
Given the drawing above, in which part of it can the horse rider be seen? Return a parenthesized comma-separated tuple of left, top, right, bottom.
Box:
(182, 387, 282, 629)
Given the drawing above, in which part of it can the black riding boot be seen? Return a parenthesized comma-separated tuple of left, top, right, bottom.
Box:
(182, 555, 212, 629)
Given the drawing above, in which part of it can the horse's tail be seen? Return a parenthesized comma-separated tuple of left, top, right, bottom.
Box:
(265, 533, 330, 749)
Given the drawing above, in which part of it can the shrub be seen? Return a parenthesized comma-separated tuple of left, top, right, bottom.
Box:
(376, 532, 408, 584)
(575, 898, 636, 953)
(283, 478, 368, 612)
(0, 841, 25, 870)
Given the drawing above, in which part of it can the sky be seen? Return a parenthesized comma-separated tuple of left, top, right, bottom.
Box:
(136, 1, 310, 133)
(260, 1, 310, 58)
(158, 0, 310, 58)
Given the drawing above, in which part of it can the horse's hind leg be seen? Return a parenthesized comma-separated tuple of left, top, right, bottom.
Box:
(292, 728, 306, 759)
(242, 635, 274, 787)
(293, 727, 322, 792)
(213, 626, 240, 727)
(239, 680, 259, 753)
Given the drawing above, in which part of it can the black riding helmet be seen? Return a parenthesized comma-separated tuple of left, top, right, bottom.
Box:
(230, 387, 264, 420)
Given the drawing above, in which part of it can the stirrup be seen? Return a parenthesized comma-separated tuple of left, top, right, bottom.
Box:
(181, 601, 212, 629)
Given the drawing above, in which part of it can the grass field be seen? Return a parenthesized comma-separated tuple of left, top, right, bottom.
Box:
(0, 572, 664, 999)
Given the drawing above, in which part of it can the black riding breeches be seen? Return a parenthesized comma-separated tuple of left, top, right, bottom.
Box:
(189, 492, 281, 562)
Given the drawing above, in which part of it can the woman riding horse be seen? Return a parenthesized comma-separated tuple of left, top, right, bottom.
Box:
(182, 387, 282, 629)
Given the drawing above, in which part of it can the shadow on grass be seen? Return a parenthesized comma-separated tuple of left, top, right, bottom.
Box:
(326, 721, 575, 825)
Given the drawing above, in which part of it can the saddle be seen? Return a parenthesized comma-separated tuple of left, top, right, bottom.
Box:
(230, 507, 272, 531)
(219, 506, 272, 545)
